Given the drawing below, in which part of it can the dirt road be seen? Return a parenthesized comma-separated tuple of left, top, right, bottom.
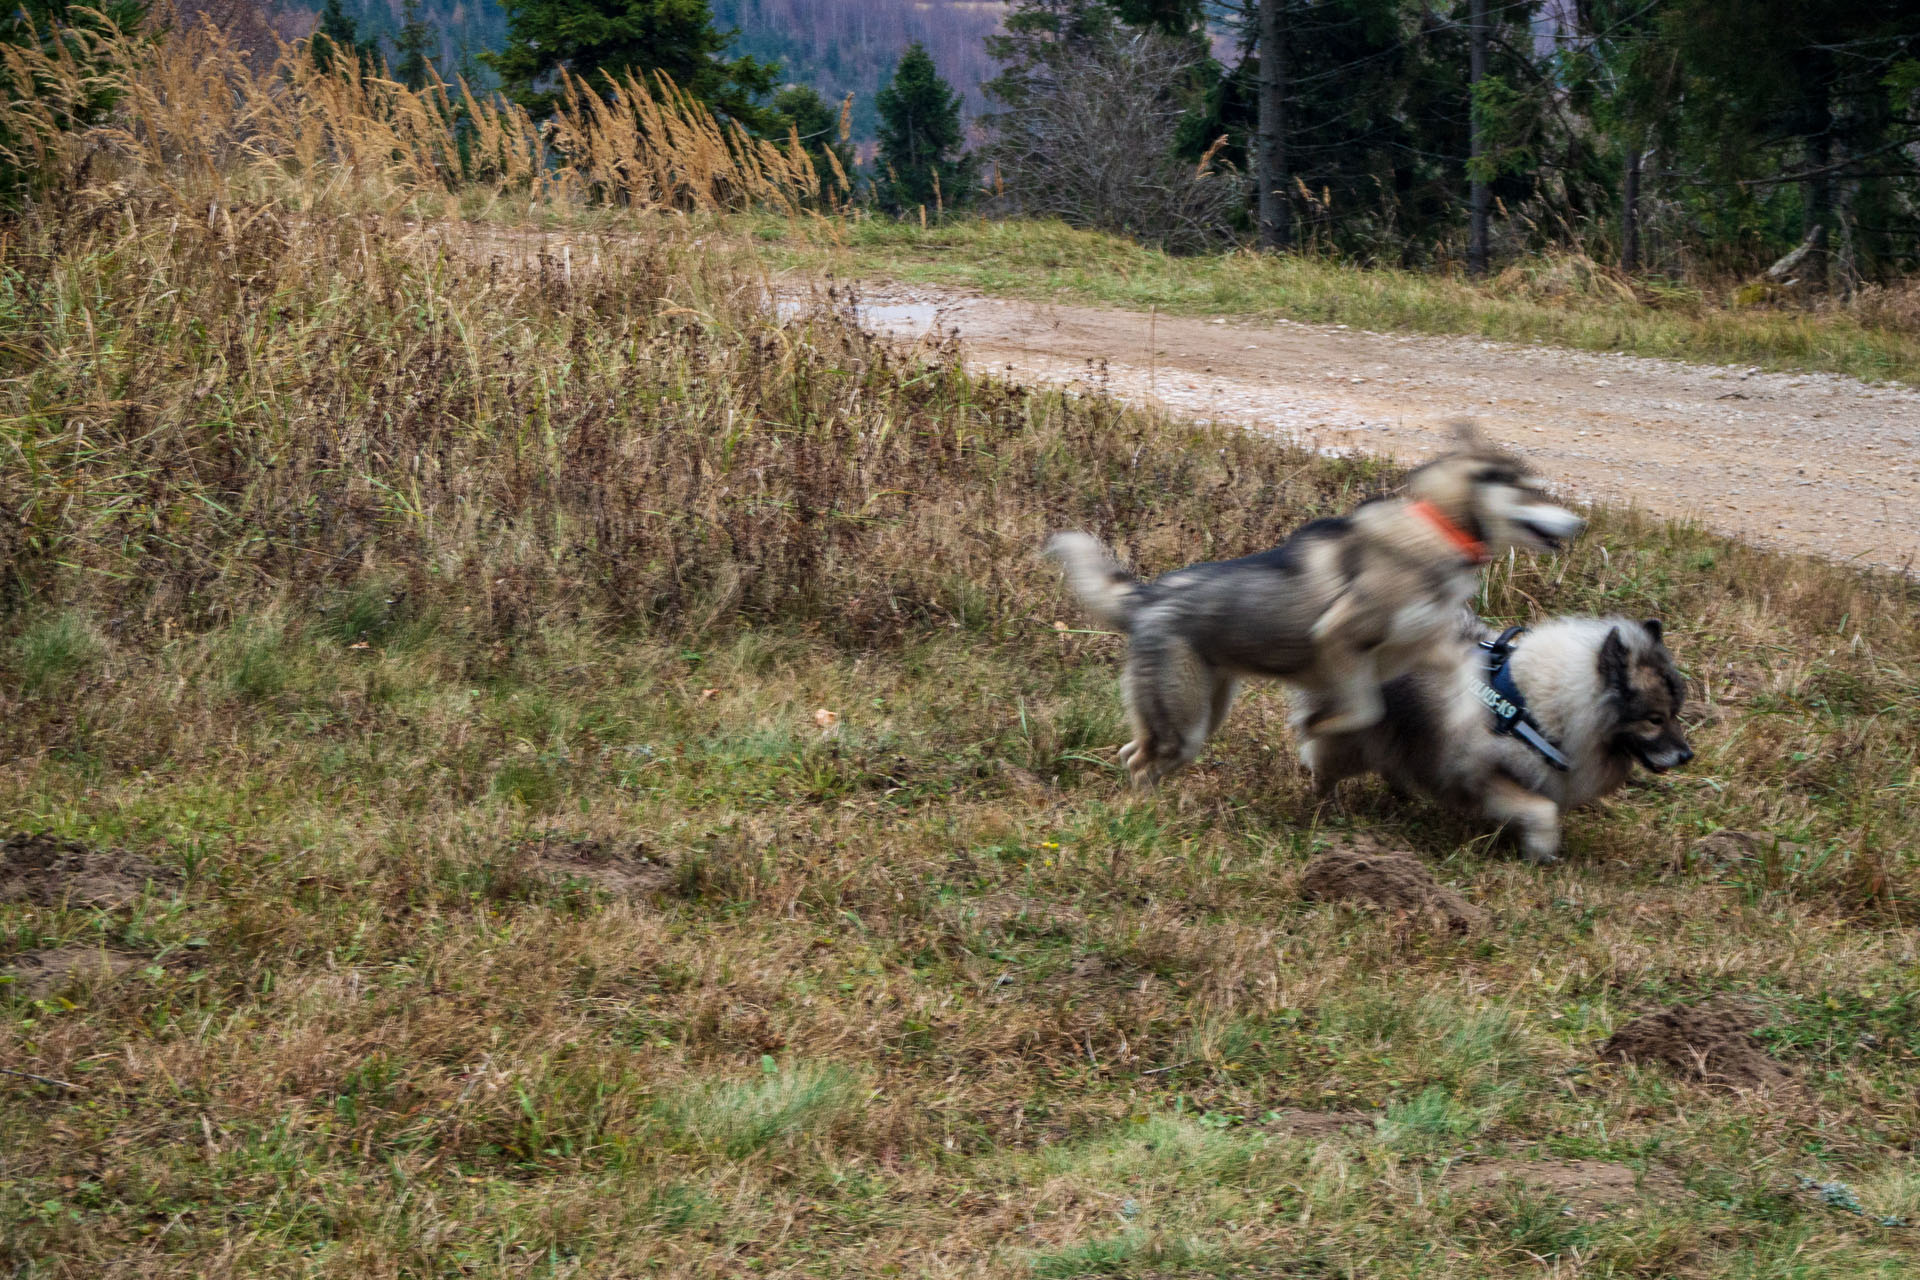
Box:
(849, 286, 1920, 570)
(443, 224, 1915, 568)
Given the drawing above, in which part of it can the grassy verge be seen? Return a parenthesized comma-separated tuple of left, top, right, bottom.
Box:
(3, 197, 1919, 1277)
(750, 215, 1920, 384)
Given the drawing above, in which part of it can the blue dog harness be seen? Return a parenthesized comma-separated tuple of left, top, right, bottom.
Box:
(1472, 626, 1572, 772)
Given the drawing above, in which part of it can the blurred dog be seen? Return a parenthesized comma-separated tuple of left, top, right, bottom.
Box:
(1047, 424, 1584, 786)
(1297, 614, 1692, 862)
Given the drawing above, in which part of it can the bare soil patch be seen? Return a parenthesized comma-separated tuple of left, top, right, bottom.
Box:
(0, 833, 171, 910)
(1601, 998, 1795, 1090)
(1299, 841, 1487, 932)
(2, 945, 146, 1000)
(1445, 1158, 1681, 1216)
(1265, 1108, 1378, 1139)
(523, 836, 676, 897)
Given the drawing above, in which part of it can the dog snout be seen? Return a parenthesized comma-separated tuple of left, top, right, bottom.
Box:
(1516, 503, 1586, 539)
(1643, 741, 1693, 772)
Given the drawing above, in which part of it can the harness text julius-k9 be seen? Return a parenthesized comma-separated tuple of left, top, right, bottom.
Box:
(1470, 626, 1572, 772)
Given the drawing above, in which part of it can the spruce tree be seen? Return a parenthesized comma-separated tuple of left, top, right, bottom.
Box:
(771, 84, 857, 198)
(1, 0, 145, 200)
(393, 0, 435, 90)
(311, 0, 376, 76)
(875, 42, 974, 212)
(485, 0, 775, 124)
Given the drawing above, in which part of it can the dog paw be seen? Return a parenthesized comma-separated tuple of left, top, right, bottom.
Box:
(1521, 842, 1562, 865)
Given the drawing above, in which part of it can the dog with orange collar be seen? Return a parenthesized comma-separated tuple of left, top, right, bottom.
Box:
(1047, 422, 1584, 787)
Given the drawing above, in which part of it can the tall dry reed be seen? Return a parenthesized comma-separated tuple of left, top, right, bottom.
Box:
(0, 7, 832, 217)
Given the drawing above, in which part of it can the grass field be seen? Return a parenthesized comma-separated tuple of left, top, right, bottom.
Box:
(3, 191, 1920, 1278)
(746, 215, 1920, 386)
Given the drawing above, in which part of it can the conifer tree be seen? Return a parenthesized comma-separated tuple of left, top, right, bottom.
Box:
(875, 42, 974, 212)
(771, 84, 857, 198)
(311, 0, 376, 75)
(486, 0, 775, 124)
(393, 0, 436, 90)
(1, 0, 144, 200)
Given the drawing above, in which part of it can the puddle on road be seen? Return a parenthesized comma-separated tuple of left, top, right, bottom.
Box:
(858, 301, 949, 334)
(774, 296, 952, 336)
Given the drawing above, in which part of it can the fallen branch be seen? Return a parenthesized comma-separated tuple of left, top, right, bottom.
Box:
(1765, 226, 1824, 282)
(0, 1065, 85, 1091)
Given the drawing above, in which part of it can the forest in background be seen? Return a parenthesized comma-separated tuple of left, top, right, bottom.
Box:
(273, 0, 1010, 137)
(211, 0, 1920, 286)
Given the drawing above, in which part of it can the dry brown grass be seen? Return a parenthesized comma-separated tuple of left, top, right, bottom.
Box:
(3, 192, 1916, 1272)
(0, 8, 830, 217)
(2, 23, 1919, 1279)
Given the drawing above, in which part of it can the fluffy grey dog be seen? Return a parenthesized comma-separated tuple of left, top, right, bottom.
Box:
(1047, 426, 1584, 786)
(1298, 615, 1693, 862)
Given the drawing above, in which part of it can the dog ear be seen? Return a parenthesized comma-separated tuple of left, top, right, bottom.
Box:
(1642, 618, 1664, 644)
(1599, 626, 1629, 687)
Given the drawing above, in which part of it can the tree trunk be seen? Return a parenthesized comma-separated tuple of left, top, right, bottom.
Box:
(1834, 177, 1857, 300)
(1467, 0, 1489, 276)
(1802, 123, 1833, 295)
(1620, 143, 1641, 274)
(1256, 0, 1289, 251)
(1795, 42, 1835, 296)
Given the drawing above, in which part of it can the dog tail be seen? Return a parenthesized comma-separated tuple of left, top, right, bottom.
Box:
(1045, 532, 1141, 634)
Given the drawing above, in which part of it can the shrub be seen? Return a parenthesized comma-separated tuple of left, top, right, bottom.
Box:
(982, 28, 1237, 253)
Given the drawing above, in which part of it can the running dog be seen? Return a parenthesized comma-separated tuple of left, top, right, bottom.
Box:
(1046, 424, 1584, 786)
(1297, 614, 1693, 862)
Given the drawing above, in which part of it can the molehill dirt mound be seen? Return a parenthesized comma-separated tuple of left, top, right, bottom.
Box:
(522, 836, 675, 896)
(2, 945, 146, 1000)
(0, 833, 172, 910)
(1445, 1159, 1681, 1216)
(1299, 841, 1487, 932)
(1600, 998, 1794, 1090)
(1689, 825, 1804, 875)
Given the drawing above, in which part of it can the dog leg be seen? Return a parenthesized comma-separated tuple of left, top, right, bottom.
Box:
(1304, 593, 1390, 735)
(1301, 649, 1385, 736)
(1206, 675, 1239, 740)
(1481, 775, 1562, 864)
(1300, 733, 1364, 797)
(1119, 635, 1215, 787)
